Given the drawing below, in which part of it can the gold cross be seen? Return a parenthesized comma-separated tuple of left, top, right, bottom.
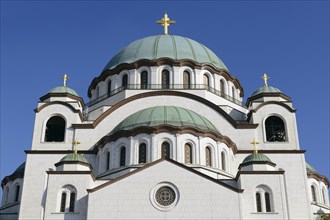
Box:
(262, 73, 269, 87)
(72, 139, 80, 154)
(250, 139, 260, 154)
(62, 74, 69, 87)
(156, 12, 175, 35)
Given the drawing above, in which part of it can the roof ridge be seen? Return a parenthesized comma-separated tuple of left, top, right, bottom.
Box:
(184, 37, 197, 61)
(153, 35, 161, 60)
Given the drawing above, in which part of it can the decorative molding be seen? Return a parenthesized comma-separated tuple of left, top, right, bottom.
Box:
(34, 101, 84, 121)
(88, 158, 243, 193)
(46, 170, 95, 181)
(54, 161, 93, 170)
(307, 172, 329, 188)
(72, 91, 258, 129)
(95, 124, 238, 153)
(236, 150, 306, 154)
(235, 170, 285, 180)
(246, 93, 291, 107)
(25, 150, 97, 154)
(238, 161, 277, 170)
(39, 93, 85, 106)
(87, 58, 244, 98)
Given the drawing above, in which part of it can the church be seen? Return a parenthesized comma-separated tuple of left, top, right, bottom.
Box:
(1, 13, 329, 220)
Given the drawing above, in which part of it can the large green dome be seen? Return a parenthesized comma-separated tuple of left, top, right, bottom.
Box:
(112, 106, 219, 134)
(104, 35, 228, 71)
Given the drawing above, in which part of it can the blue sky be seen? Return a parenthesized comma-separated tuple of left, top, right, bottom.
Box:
(0, 0, 329, 193)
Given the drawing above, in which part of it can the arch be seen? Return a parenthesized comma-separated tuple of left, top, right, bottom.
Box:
(69, 192, 76, 212)
(220, 79, 226, 94)
(184, 143, 192, 164)
(203, 74, 210, 88)
(231, 86, 235, 99)
(106, 151, 110, 170)
(58, 185, 77, 213)
(322, 187, 328, 205)
(108, 80, 112, 95)
(183, 71, 191, 89)
(122, 74, 128, 88)
(161, 69, 170, 89)
(311, 185, 317, 202)
(60, 192, 66, 212)
(120, 147, 126, 166)
(265, 116, 286, 142)
(139, 143, 147, 163)
(161, 141, 170, 159)
(256, 192, 262, 212)
(221, 151, 226, 171)
(14, 185, 20, 202)
(95, 86, 100, 98)
(256, 185, 273, 212)
(140, 71, 148, 89)
(4, 186, 9, 205)
(45, 116, 65, 142)
(205, 146, 212, 167)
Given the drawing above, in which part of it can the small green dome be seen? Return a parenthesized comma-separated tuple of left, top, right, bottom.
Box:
(59, 153, 89, 164)
(242, 153, 272, 164)
(48, 86, 79, 97)
(252, 86, 281, 96)
(112, 106, 219, 134)
(104, 35, 228, 71)
(306, 162, 318, 174)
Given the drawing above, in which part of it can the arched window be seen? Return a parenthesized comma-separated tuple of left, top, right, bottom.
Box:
(183, 71, 191, 89)
(161, 142, 170, 159)
(205, 147, 212, 167)
(4, 187, 9, 205)
(220, 80, 225, 94)
(106, 151, 110, 170)
(141, 71, 148, 89)
(322, 188, 327, 204)
(45, 116, 65, 142)
(60, 192, 66, 212)
(59, 185, 76, 213)
(184, 143, 192, 163)
(265, 116, 286, 142)
(120, 147, 126, 166)
(221, 151, 226, 171)
(256, 185, 273, 212)
(256, 192, 262, 212)
(311, 185, 317, 202)
(203, 74, 209, 88)
(232, 87, 235, 98)
(265, 192, 271, 212)
(122, 74, 128, 88)
(161, 69, 170, 89)
(14, 185, 20, 202)
(108, 80, 112, 95)
(96, 86, 100, 98)
(69, 192, 75, 212)
(139, 143, 147, 163)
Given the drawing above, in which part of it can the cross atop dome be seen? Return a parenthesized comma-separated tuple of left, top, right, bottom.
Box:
(156, 12, 175, 35)
(250, 138, 260, 154)
(262, 73, 269, 87)
(62, 73, 69, 87)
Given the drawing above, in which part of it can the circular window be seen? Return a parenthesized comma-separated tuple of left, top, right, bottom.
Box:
(150, 183, 179, 211)
(155, 186, 176, 206)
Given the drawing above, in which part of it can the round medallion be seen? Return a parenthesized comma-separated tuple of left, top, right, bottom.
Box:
(155, 186, 176, 206)
(149, 182, 179, 211)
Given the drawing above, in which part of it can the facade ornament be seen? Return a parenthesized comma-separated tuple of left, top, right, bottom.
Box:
(262, 73, 269, 87)
(156, 12, 175, 35)
(72, 139, 80, 154)
(62, 73, 69, 87)
(250, 138, 260, 154)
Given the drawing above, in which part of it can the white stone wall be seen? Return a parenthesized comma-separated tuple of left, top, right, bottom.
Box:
(87, 160, 241, 219)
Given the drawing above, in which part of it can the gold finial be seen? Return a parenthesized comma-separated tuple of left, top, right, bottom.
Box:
(262, 73, 269, 87)
(72, 139, 80, 154)
(156, 12, 175, 35)
(250, 139, 260, 154)
(62, 74, 69, 87)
